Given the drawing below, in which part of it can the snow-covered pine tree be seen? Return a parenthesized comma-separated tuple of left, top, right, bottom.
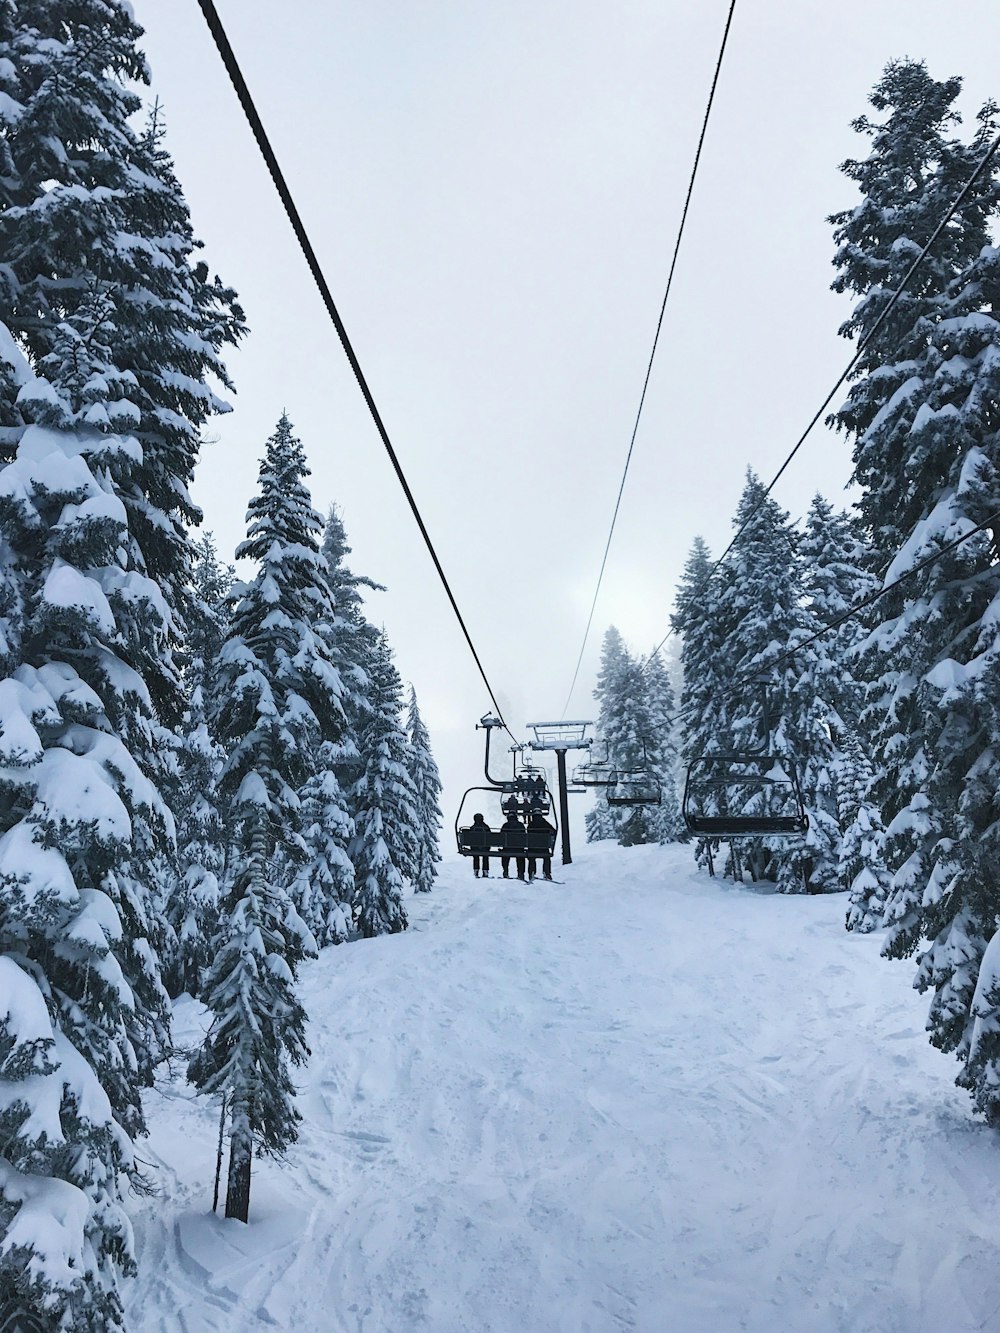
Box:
(351, 630, 415, 937)
(12, 306, 178, 1100)
(0, 8, 244, 1314)
(642, 648, 683, 843)
(662, 634, 687, 815)
(319, 505, 389, 878)
(704, 473, 814, 888)
(830, 61, 996, 549)
(830, 62, 1000, 1117)
(779, 495, 874, 895)
(273, 503, 385, 947)
(586, 626, 629, 843)
(190, 415, 346, 1221)
(617, 656, 663, 847)
(0, 11, 244, 661)
(0, 0, 243, 1065)
(406, 686, 443, 894)
(365, 632, 420, 887)
(589, 636, 659, 848)
(798, 497, 876, 743)
(840, 730, 892, 933)
(0, 331, 169, 1328)
(321, 504, 382, 753)
(670, 535, 731, 864)
(164, 534, 232, 997)
(687, 479, 874, 894)
(783, 663, 842, 897)
(294, 745, 356, 946)
(795, 495, 883, 907)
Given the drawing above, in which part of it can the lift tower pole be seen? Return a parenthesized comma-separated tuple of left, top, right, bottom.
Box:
(526, 721, 593, 867)
(555, 749, 572, 865)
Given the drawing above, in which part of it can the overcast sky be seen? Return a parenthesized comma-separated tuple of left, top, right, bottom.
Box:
(134, 1, 998, 846)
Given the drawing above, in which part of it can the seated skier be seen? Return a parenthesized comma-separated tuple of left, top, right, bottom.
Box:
(468, 811, 491, 878)
(499, 811, 526, 880)
(526, 810, 555, 881)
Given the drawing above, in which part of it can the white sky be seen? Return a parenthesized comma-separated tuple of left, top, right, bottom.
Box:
(135, 1, 998, 844)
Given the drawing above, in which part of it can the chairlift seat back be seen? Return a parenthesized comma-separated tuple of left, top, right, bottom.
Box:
(458, 825, 491, 851)
(682, 751, 808, 839)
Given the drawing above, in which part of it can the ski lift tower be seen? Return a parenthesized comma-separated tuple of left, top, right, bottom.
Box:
(526, 720, 592, 866)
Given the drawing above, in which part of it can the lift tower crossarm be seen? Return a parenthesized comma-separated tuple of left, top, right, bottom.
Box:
(525, 721, 594, 866)
(525, 721, 593, 751)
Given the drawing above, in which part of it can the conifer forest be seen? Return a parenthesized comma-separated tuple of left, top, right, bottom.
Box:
(1, 3, 1000, 1330)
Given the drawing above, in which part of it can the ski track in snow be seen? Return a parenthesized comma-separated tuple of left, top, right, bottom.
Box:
(126, 844, 1000, 1332)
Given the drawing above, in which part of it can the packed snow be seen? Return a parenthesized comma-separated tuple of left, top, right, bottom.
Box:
(124, 843, 1000, 1332)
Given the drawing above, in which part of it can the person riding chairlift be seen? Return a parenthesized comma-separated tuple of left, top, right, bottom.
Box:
(499, 809, 526, 881)
(469, 812, 491, 878)
(526, 809, 554, 881)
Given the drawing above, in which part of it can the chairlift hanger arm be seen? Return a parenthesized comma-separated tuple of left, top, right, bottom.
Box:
(478, 718, 507, 787)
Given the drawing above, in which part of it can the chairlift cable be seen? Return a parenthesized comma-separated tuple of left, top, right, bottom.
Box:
(560, 0, 739, 718)
(666, 505, 1000, 731)
(196, 0, 996, 750)
(659, 123, 1000, 660)
(635, 124, 1000, 670)
(195, 0, 514, 737)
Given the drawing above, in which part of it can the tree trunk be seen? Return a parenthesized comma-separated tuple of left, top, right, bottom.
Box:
(225, 1121, 252, 1223)
(731, 843, 744, 883)
(212, 1095, 227, 1213)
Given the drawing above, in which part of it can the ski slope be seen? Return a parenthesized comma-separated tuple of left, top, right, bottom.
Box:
(126, 844, 1000, 1332)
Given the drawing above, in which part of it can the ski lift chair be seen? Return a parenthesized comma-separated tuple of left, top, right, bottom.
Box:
(456, 786, 558, 857)
(607, 769, 662, 807)
(605, 740, 661, 807)
(682, 677, 809, 839)
(456, 717, 559, 860)
(681, 754, 808, 837)
(572, 742, 615, 788)
(515, 754, 549, 796)
(516, 753, 546, 779)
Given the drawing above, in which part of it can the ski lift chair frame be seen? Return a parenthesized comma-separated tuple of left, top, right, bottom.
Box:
(681, 753, 808, 837)
(514, 747, 548, 785)
(455, 787, 558, 858)
(571, 740, 615, 788)
(606, 769, 662, 807)
(454, 717, 558, 859)
(605, 740, 661, 807)
(680, 680, 808, 839)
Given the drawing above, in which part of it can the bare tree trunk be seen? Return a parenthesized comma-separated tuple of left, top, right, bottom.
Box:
(731, 842, 744, 883)
(212, 1095, 227, 1213)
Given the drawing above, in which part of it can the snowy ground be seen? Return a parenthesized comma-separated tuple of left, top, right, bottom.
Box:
(126, 844, 1000, 1332)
